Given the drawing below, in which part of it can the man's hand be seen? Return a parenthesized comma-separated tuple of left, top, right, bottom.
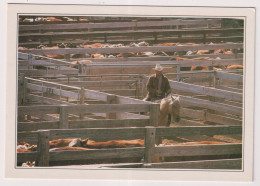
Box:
(156, 90, 162, 96)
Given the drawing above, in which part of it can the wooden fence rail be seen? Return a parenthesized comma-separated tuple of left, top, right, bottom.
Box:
(169, 80, 243, 102)
(19, 43, 243, 55)
(19, 19, 222, 31)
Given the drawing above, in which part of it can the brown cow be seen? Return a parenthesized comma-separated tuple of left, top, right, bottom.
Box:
(38, 45, 64, 59)
(46, 17, 62, 22)
(226, 65, 243, 70)
(69, 60, 92, 68)
(82, 43, 104, 48)
(49, 138, 83, 148)
(81, 139, 144, 149)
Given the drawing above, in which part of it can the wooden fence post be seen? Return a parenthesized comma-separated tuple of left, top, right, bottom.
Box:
(149, 103, 160, 127)
(59, 105, 69, 129)
(142, 76, 148, 98)
(79, 87, 85, 119)
(106, 95, 117, 119)
(144, 127, 156, 165)
(176, 64, 181, 81)
(37, 130, 50, 166)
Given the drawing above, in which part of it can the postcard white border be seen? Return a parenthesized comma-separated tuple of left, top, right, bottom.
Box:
(3, 2, 256, 183)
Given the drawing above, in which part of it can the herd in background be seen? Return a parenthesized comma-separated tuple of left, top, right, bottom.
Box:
(19, 16, 89, 22)
(19, 41, 243, 71)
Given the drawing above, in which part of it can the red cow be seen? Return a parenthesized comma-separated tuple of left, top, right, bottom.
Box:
(46, 17, 62, 22)
(226, 65, 243, 70)
(81, 139, 144, 149)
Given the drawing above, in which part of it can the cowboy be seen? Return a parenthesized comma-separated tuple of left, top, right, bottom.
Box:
(144, 64, 171, 102)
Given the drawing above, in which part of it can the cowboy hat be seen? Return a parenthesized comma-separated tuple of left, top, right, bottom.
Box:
(153, 64, 163, 71)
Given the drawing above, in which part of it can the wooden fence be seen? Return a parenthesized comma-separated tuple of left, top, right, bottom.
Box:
(18, 18, 244, 46)
(17, 125, 242, 168)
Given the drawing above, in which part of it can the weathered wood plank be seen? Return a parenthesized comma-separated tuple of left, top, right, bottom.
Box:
(18, 105, 60, 115)
(154, 143, 242, 157)
(206, 112, 242, 126)
(175, 59, 243, 67)
(116, 112, 150, 119)
(65, 104, 150, 114)
(102, 89, 136, 97)
(179, 118, 208, 126)
(156, 126, 242, 137)
(49, 148, 145, 161)
(215, 71, 243, 83)
(69, 119, 150, 128)
(37, 130, 50, 166)
(19, 28, 244, 40)
(19, 19, 221, 31)
(17, 152, 37, 163)
(19, 69, 78, 76)
(179, 96, 242, 115)
(18, 121, 59, 132)
(144, 127, 156, 163)
(60, 80, 137, 87)
(180, 108, 242, 125)
(148, 158, 242, 169)
(26, 83, 79, 99)
(27, 94, 76, 105)
(169, 80, 242, 102)
(49, 127, 146, 142)
(215, 85, 243, 93)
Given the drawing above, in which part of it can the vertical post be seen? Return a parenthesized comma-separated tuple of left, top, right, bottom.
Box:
(106, 95, 117, 119)
(144, 127, 156, 164)
(136, 79, 140, 99)
(149, 103, 161, 145)
(65, 54, 70, 61)
(79, 87, 85, 119)
(27, 54, 32, 70)
(59, 105, 69, 129)
(149, 104, 160, 127)
(19, 73, 25, 106)
(59, 85, 62, 103)
(203, 31, 206, 44)
(104, 33, 107, 43)
(176, 64, 181, 81)
(153, 32, 158, 44)
(142, 76, 148, 98)
(23, 75, 28, 105)
(213, 71, 216, 88)
(37, 130, 50, 166)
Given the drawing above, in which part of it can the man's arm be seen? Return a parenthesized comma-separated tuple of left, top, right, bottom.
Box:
(146, 76, 157, 95)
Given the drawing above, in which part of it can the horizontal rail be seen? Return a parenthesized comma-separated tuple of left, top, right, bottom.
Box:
(18, 119, 150, 132)
(215, 71, 243, 82)
(180, 108, 242, 125)
(19, 104, 151, 115)
(49, 147, 144, 161)
(19, 28, 243, 38)
(156, 126, 242, 137)
(169, 80, 243, 102)
(179, 95, 242, 115)
(19, 43, 243, 55)
(154, 143, 242, 157)
(19, 19, 222, 31)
